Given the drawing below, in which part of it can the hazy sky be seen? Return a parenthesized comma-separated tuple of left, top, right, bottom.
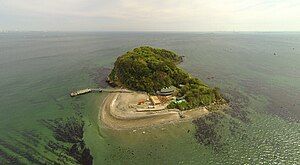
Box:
(0, 0, 299, 31)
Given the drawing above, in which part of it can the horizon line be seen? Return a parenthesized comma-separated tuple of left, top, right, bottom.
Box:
(1, 30, 300, 33)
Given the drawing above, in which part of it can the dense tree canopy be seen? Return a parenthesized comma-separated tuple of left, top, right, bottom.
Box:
(108, 46, 223, 109)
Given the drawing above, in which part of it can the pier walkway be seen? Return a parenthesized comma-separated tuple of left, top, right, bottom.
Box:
(70, 88, 132, 97)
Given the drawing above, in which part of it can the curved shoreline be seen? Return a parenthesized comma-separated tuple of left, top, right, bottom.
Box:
(99, 93, 214, 130)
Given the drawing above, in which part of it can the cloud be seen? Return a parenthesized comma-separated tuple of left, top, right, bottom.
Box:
(0, 0, 299, 31)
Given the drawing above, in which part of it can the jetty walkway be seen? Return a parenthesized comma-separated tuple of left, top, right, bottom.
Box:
(70, 88, 132, 97)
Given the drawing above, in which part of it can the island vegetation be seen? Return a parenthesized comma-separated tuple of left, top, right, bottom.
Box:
(108, 46, 224, 110)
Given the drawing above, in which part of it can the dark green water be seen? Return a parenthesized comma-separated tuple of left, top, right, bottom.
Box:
(0, 32, 299, 164)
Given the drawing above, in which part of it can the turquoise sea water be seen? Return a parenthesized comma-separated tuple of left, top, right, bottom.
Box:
(0, 32, 299, 164)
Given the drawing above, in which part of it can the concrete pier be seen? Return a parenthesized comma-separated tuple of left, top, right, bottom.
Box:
(70, 88, 132, 97)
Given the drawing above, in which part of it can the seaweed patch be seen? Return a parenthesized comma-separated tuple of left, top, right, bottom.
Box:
(192, 112, 225, 152)
(40, 116, 93, 165)
(193, 89, 250, 152)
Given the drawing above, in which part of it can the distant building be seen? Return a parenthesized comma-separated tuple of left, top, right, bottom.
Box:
(179, 84, 185, 88)
(157, 86, 177, 96)
(173, 99, 186, 104)
(150, 96, 161, 105)
(176, 96, 185, 101)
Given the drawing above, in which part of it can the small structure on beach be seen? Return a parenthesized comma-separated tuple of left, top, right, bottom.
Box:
(173, 99, 187, 104)
(150, 96, 161, 105)
(176, 96, 185, 101)
(137, 99, 145, 105)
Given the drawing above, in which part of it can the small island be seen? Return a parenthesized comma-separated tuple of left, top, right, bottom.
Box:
(100, 46, 227, 130)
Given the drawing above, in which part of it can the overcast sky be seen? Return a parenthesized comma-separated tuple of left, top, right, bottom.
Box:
(0, 0, 299, 31)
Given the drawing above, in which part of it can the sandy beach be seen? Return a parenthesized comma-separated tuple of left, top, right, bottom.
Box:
(99, 92, 212, 130)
